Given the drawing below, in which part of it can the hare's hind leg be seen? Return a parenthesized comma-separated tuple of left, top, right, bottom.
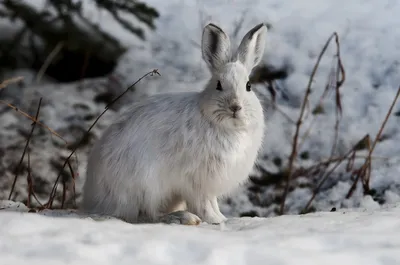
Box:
(164, 195, 187, 213)
(159, 195, 201, 225)
(159, 211, 202, 225)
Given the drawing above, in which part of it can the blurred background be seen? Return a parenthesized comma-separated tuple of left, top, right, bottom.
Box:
(1, 0, 400, 217)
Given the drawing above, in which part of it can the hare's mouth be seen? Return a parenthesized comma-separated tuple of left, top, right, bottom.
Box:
(230, 111, 243, 119)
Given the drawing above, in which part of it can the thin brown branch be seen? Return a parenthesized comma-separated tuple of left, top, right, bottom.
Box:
(0, 100, 66, 142)
(105, 69, 160, 110)
(301, 150, 386, 173)
(330, 35, 346, 156)
(346, 165, 367, 199)
(25, 149, 44, 208)
(364, 86, 400, 179)
(298, 33, 345, 153)
(279, 32, 341, 215)
(61, 179, 66, 209)
(0, 76, 24, 90)
(346, 85, 400, 198)
(26, 148, 32, 208)
(8, 98, 43, 200)
(67, 160, 77, 208)
(302, 134, 369, 212)
(46, 69, 161, 208)
(297, 66, 334, 151)
(36, 41, 64, 83)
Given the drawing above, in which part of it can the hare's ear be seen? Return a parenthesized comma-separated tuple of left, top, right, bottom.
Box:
(235, 23, 267, 72)
(201, 23, 231, 72)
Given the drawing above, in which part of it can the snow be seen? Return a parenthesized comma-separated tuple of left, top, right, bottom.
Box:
(1, 200, 400, 264)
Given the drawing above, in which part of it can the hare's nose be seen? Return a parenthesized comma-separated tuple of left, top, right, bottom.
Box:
(229, 104, 242, 112)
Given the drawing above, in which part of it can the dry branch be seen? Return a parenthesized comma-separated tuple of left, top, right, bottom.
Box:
(46, 69, 161, 208)
(0, 100, 66, 142)
(346, 85, 400, 198)
(26, 148, 44, 208)
(279, 32, 344, 215)
(0, 76, 24, 90)
(8, 98, 43, 200)
(302, 134, 368, 212)
(36, 41, 65, 83)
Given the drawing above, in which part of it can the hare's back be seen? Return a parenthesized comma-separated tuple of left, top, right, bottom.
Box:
(106, 92, 201, 157)
(118, 92, 199, 129)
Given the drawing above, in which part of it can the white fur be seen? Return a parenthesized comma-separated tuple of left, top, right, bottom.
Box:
(81, 23, 268, 224)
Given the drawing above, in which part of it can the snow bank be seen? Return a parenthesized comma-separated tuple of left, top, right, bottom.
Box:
(1, 201, 400, 265)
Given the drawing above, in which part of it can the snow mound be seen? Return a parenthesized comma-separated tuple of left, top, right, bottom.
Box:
(1, 202, 400, 264)
(2, 0, 400, 218)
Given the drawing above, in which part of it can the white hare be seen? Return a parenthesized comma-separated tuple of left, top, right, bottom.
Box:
(81, 22, 267, 225)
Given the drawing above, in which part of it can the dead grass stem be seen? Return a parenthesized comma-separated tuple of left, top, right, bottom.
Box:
(279, 32, 345, 215)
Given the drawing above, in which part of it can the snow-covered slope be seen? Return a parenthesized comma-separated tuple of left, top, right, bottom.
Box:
(1, 201, 400, 265)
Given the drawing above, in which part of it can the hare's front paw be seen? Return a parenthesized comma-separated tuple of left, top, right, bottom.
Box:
(202, 212, 227, 225)
(159, 211, 201, 225)
(188, 198, 227, 225)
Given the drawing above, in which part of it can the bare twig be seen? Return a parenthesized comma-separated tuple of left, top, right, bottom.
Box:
(363, 87, 400, 187)
(298, 33, 345, 152)
(346, 85, 400, 198)
(346, 164, 368, 199)
(36, 41, 64, 83)
(302, 134, 368, 212)
(67, 161, 77, 208)
(0, 100, 66, 141)
(46, 69, 160, 208)
(279, 32, 342, 215)
(8, 98, 43, 200)
(26, 148, 44, 208)
(61, 178, 67, 209)
(26, 149, 32, 208)
(330, 35, 346, 156)
(104, 70, 160, 110)
(0, 76, 24, 90)
(1, 92, 78, 207)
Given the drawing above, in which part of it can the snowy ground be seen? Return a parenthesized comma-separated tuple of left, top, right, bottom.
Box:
(1, 0, 400, 219)
(1, 200, 400, 265)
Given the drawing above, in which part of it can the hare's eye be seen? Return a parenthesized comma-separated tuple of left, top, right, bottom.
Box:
(216, 80, 223, 91)
(246, 81, 251, 92)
